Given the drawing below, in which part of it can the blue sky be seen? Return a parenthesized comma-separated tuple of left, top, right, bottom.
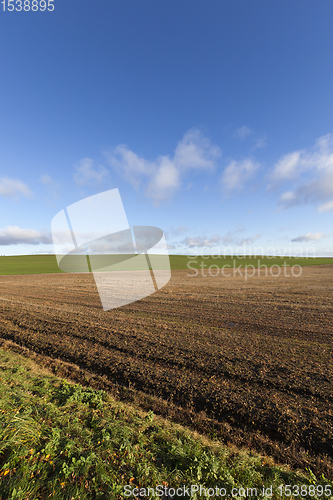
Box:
(1, 0, 333, 257)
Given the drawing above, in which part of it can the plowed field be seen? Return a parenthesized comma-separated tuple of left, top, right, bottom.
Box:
(0, 265, 332, 476)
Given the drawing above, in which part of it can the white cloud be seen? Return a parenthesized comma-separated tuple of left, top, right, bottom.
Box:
(173, 129, 221, 171)
(220, 158, 259, 193)
(291, 232, 328, 243)
(280, 191, 296, 202)
(74, 158, 109, 186)
(105, 128, 221, 204)
(146, 157, 180, 204)
(0, 178, 32, 199)
(235, 126, 252, 140)
(106, 145, 154, 190)
(269, 134, 333, 211)
(270, 151, 303, 183)
(318, 200, 333, 213)
(0, 226, 52, 246)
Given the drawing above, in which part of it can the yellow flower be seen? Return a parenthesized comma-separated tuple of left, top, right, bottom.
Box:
(4, 470, 10, 476)
(45, 455, 51, 460)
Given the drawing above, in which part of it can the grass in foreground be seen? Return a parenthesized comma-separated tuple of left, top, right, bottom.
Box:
(0, 254, 332, 275)
(0, 348, 331, 499)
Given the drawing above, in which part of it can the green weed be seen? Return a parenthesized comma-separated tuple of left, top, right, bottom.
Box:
(0, 348, 331, 499)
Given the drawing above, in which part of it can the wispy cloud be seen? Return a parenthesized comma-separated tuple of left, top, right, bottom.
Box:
(239, 233, 261, 245)
(318, 200, 333, 213)
(41, 174, 54, 185)
(40, 174, 60, 199)
(105, 146, 154, 190)
(74, 158, 109, 186)
(181, 234, 221, 248)
(220, 158, 259, 194)
(235, 126, 266, 151)
(106, 128, 222, 204)
(0, 226, 52, 246)
(291, 232, 329, 243)
(221, 229, 260, 246)
(167, 225, 188, 237)
(235, 126, 252, 140)
(220, 227, 244, 244)
(252, 135, 267, 150)
(180, 230, 260, 249)
(269, 134, 333, 211)
(0, 178, 32, 199)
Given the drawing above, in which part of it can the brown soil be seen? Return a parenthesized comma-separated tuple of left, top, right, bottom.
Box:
(0, 265, 332, 476)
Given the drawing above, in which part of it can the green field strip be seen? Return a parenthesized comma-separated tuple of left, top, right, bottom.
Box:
(0, 254, 332, 275)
